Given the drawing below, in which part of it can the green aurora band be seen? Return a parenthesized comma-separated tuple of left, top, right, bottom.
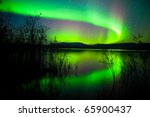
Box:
(0, 0, 128, 44)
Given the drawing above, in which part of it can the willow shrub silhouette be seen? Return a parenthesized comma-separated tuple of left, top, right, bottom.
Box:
(133, 33, 143, 44)
(0, 10, 13, 44)
(98, 50, 150, 99)
(16, 49, 73, 99)
(98, 49, 117, 99)
(0, 12, 48, 45)
(15, 14, 48, 45)
(115, 52, 150, 99)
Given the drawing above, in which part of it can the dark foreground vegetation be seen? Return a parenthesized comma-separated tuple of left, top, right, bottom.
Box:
(0, 12, 48, 45)
(0, 46, 73, 99)
(0, 47, 150, 99)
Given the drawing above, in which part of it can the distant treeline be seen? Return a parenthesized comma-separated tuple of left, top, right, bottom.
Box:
(49, 42, 150, 50)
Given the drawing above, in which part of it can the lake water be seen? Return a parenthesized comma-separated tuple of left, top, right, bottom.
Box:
(0, 48, 150, 99)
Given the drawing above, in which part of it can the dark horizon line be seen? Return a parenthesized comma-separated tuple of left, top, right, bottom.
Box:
(1, 42, 150, 50)
(47, 42, 150, 50)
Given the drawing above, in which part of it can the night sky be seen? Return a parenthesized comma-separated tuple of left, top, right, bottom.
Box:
(0, 0, 150, 44)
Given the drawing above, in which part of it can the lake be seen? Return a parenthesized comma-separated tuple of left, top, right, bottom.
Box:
(0, 48, 150, 99)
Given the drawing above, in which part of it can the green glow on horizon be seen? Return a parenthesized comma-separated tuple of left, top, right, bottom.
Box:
(47, 28, 111, 44)
(0, 0, 128, 44)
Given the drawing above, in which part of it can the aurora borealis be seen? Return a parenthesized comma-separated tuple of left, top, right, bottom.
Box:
(0, 0, 150, 44)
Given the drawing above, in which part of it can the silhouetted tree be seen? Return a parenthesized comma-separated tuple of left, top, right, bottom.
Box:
(19, 14, 48, 45)
(54, 36, 57, 43)
(133, 33, 143, 44)
(0, 5, 48, 45)
(0, 18, 8, 43)
(25, 15, 40, 44)
(37, 25, 48, 45)
(0, 8, 12, 43)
